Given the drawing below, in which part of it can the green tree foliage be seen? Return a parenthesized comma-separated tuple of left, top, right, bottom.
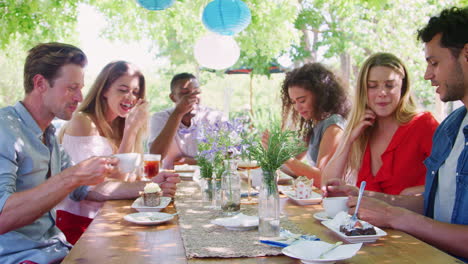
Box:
(0, 0, 80, 48)
(292, 0, 463, 108)
(0, 0, 466, 114)
(88, 0, 298, 76)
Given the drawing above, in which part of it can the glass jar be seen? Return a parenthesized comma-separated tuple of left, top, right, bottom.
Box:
(221, 159, 241, 215)
(200, 177, 213, 207)
(211, 173, 222, 210)
(258, 169, 280, 238)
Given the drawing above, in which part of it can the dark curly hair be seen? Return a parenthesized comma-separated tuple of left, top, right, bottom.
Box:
(281, 63, 350, 140)
(417, 7, 468, 58)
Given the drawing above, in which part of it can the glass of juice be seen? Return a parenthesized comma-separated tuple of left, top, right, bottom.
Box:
(143, 154, 161, 179)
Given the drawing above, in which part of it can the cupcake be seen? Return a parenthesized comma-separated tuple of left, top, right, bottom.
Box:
(141, 182, 162, 207)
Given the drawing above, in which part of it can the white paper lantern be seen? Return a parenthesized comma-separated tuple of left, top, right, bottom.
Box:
(194, 33, 240, 70)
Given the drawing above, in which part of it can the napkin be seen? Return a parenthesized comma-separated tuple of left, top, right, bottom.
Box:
(260, 228, 319, 248)
(211, 213, 259, 228)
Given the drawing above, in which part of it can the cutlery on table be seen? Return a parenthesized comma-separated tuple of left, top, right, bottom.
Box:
(351, 181, 366, 223)
(319, 241, 343, 259)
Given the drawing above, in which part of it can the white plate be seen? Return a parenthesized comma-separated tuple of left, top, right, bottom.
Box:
(321, 220, 387, 243)
(282, 240, 362, 264)
(283, 190, 322, 205)
(211, 213, 259, 231)
(174, 164, 198, 173)
(278, 185, 293, 194)
(313, 211, 332, 221)
(131, 196, 171, 212)
(177, 172, 194, 180)
(124, 212, 174, 225)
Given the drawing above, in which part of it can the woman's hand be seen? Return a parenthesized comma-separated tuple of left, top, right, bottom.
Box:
(322, 178, 358, 197)
(125, 99, 149, 132)
(349, 109, 376, 143)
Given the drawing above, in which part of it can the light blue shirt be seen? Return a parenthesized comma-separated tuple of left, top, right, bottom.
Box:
(0, 102, 89, 264)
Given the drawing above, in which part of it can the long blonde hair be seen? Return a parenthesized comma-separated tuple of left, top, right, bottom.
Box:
(77, 61, 146, 153)
(345, 53, 418, 178)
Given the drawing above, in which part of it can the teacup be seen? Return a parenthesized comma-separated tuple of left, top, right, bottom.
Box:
(322, 197, 349, 218)
(113, 153, 142, 173)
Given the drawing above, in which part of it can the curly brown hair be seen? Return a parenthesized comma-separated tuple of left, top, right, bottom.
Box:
(281, 63, 350, 140)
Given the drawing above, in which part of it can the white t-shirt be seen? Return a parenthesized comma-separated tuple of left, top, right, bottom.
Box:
(434, 112, 468, 223)
(148, 106, 226, 169)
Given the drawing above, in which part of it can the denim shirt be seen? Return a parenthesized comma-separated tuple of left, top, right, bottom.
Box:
(423, 106, 468, 261)
(0, 102, 89, 264)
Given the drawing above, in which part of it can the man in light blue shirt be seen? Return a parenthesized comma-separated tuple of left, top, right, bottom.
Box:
(0, 43, 119, 264)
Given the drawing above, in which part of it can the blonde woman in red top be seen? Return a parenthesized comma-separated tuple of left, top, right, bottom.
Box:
(322, 53, 439, 195)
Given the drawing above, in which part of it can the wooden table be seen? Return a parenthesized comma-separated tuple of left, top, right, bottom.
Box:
(62, 185, 463, 264)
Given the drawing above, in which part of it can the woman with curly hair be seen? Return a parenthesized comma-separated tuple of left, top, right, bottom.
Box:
(276, 63, 350, 187)
(322, 53, 439, 195)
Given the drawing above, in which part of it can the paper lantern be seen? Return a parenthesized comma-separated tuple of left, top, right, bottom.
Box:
(137, 0, 175, 10)
(194, 33, 240, 70)
(202, 0, 251, 36)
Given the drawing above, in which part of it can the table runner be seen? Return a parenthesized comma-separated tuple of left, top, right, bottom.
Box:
(174, 181, 308, 258)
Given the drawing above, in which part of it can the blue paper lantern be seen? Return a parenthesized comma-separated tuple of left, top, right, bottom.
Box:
(202, 0, 251, 36)
(137, 0, 175, 11)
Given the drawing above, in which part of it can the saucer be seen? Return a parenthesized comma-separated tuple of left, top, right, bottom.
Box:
(313, 211, 332, 221)
(131, 196, 171, 212)
(177, 172, 194, 181)
(124, 212, 174, 225)
(284, 190, 322, 205)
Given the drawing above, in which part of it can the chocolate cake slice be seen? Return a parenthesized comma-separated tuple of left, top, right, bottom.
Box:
(339, 220, 376, 236)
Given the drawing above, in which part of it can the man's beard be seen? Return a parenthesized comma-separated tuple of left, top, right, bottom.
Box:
(441, 60, 465, 102)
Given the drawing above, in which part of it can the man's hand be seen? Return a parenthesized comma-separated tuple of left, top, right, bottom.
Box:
(347, 196, 402, 228)
(65, 156, 119, 186)
(322, 178, 358, 197)
(152, 171, 181, 197)
(174, 90, 200, 117)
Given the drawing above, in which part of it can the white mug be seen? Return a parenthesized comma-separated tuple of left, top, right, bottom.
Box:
(322, 197, 349, 218)
(113, 153, 142, 173)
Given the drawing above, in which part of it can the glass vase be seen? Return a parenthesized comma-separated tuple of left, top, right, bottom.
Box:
(221, 160, 241, 215)
(258, 169, 280, 238)
(211, 177, 222, 210)
(200, 177, 213, 207)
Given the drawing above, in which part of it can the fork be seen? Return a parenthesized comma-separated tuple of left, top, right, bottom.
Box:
(319, 241, 343, 259)
(351, 181, 366, 223)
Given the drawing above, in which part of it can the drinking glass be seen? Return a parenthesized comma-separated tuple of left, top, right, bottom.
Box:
(143, 154, 161, 179)
(237, 160, 260, 202)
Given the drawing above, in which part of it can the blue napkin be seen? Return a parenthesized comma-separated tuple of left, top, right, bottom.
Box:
(260, 240, 290, 247)
(241, 191, 259, 197)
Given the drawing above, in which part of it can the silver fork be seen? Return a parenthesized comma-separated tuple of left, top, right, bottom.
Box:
(351, 181, 366, 223)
